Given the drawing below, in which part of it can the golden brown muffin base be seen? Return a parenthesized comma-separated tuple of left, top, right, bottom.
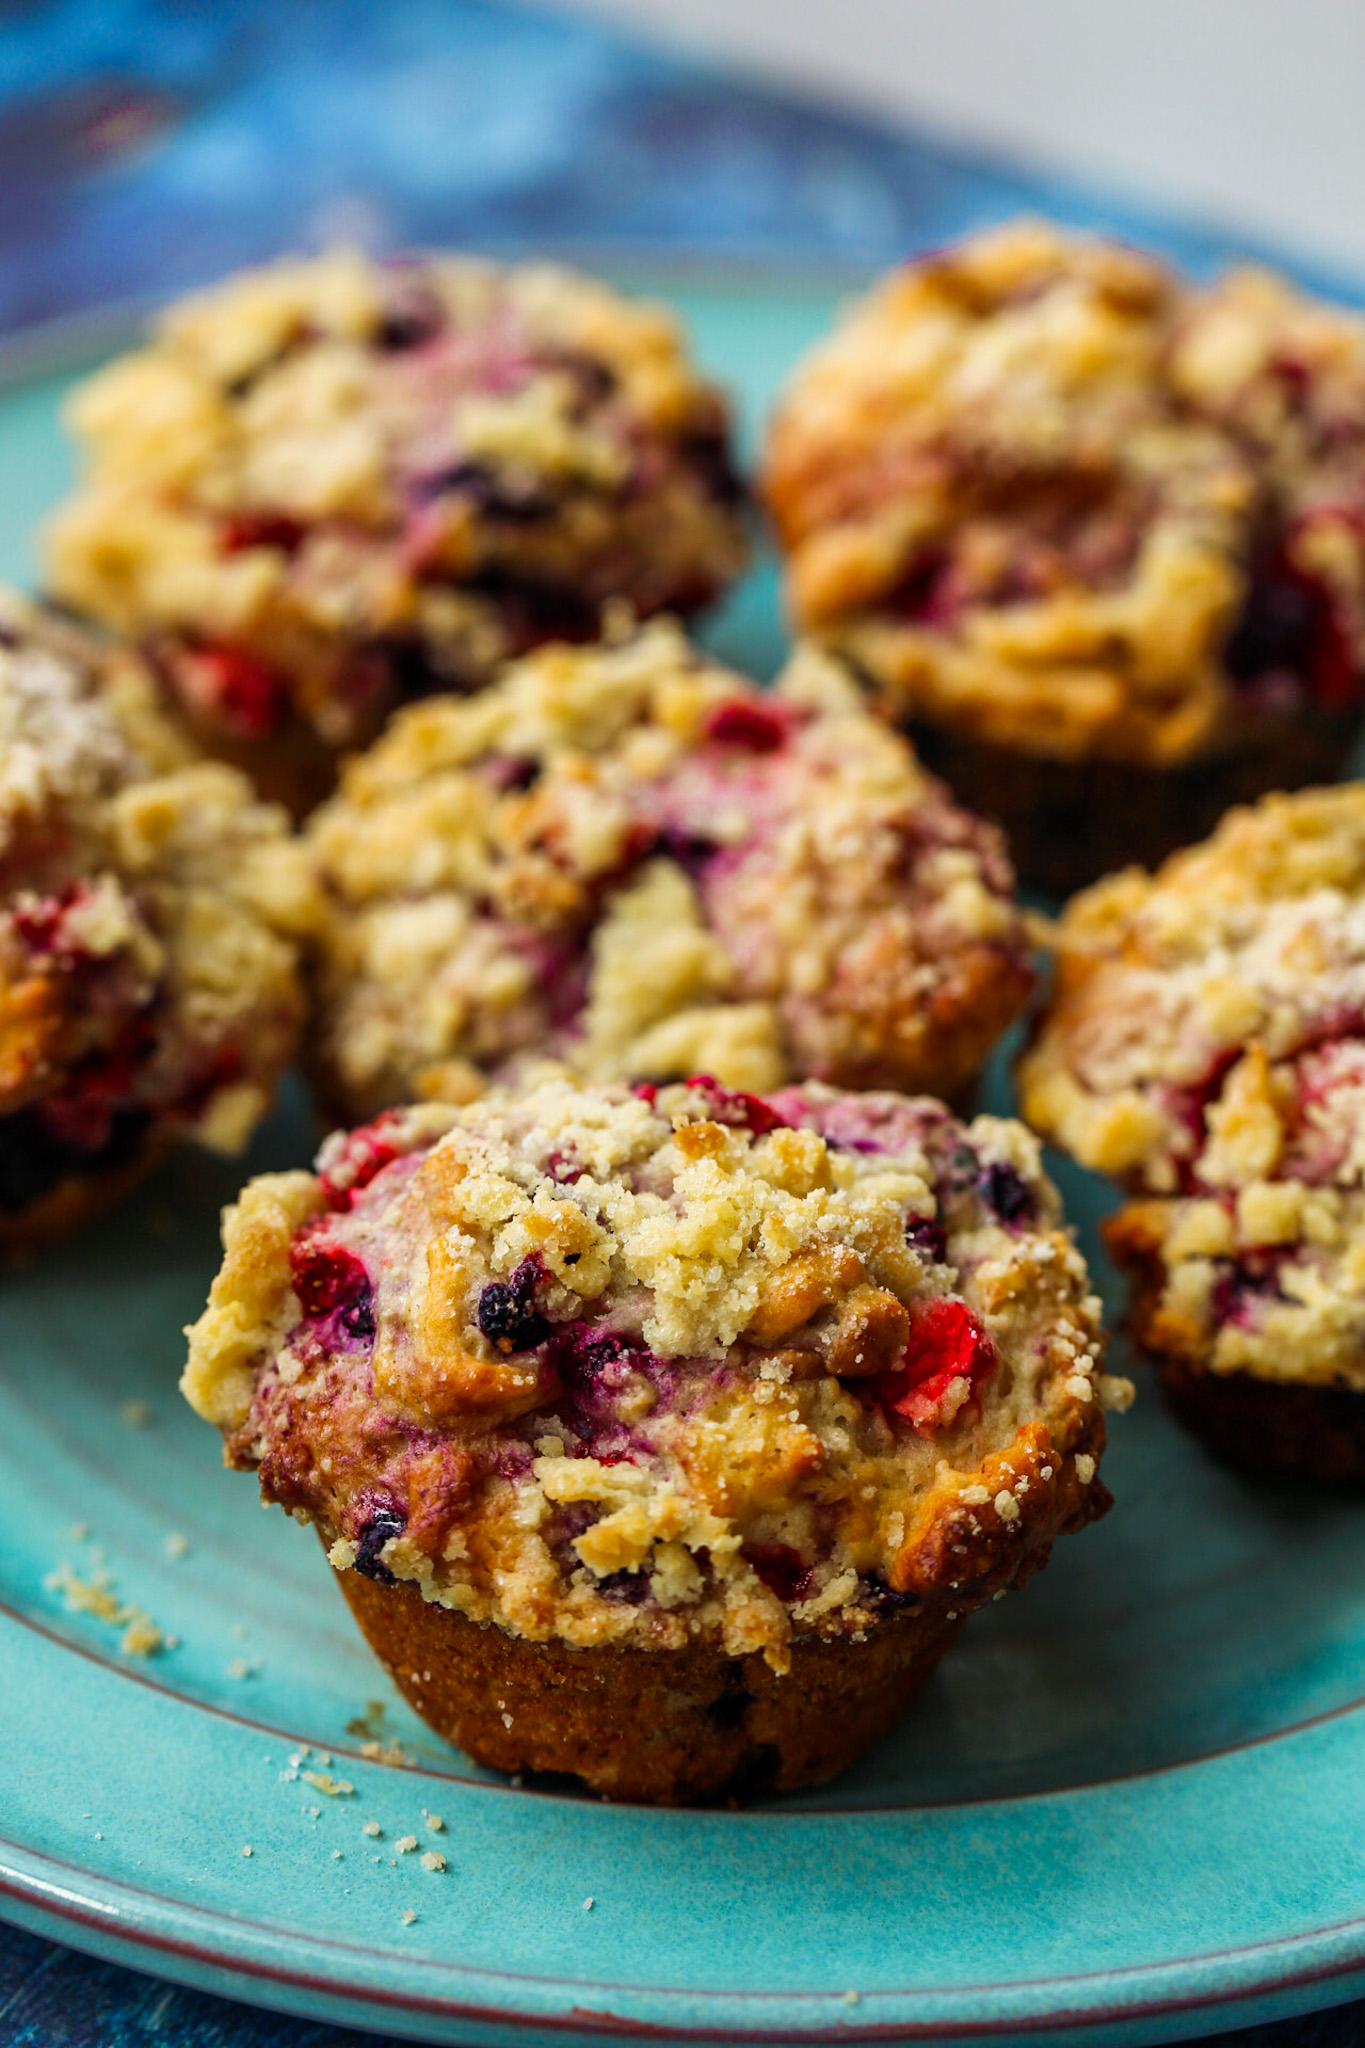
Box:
(331, 1561, 963, 1804)
(907, 711, 1361, 900)
(1153, 1356, 1365, 1485)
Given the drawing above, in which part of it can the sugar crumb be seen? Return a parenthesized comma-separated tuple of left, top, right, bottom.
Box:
(583, 1896, 594, 1911)
(363, 1820, 382, 1837)
(241, 1845, 253, 1858)
(424, 1813, 445, 1833)
(401, 1908, 418, 1925)
(302, 1770, 355, 1798)
(164, 1531, 191, 1560)
(421, 1850, 446, 1873)
(396, 1834, 418, 1853)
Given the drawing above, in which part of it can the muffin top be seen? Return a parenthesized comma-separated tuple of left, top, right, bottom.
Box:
(1023, 782, 1365, 1392)
(183, 1076, 1123, 1667)
(1020, 783, 1365, 1192)
(304, 619, 1033, 1117)
(0, 589, 314, 1196)
(763, 219, 1365, 765)
(45, 250, 748, 748)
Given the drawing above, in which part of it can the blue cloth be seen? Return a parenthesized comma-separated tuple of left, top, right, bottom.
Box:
(1, 4, 1362, 2043)
(2, 0, 1363, 346)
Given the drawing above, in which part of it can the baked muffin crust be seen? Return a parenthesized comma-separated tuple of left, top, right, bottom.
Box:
(183, 1076, 1125, 1679)
(0, 588, 313, 1245)
(302, 621, 1033, 1120)
(45, 250, 748, 800)
(764, 219, 1365, 768)
(1022, 784, 1365, 1423)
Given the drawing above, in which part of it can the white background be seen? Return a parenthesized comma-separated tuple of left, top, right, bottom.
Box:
(576, 0, 1365, 277)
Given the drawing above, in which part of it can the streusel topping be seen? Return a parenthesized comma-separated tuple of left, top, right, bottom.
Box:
(183, 1077, 1123, 1668)
(304, 620, 1032, 1117)
(0, 589, 314, 1221)
(1022, 783, 1365, 1390)
(46, 250, 747, 755)
(764, 219, 1365, 764)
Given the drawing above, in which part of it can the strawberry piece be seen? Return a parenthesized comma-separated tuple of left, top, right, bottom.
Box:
(875, 1298, 996, 1437)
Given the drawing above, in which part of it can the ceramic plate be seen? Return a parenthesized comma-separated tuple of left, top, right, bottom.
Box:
(2, 274, 1365, 2048)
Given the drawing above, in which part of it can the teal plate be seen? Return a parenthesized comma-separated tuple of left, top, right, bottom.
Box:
(2, 273, 1365, 2048)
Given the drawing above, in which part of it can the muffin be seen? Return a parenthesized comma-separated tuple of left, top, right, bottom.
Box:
(181, 1074, 1125, 1802)
(301, 619, 1035, 1126)
(0, 588, 314, 1250)
(763, 218, 1365, 894)
(1019, 784, 1365, 1479)
(45, 250, 748, 811)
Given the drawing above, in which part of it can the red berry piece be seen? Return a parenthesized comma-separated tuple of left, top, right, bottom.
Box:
(875, 1298, 996, 1437)
(178, 643, 287, 738)
(703, 698, 790, 753)
(290, 1238, 372, 1320)
(318, 1117, 402, 1209)
(220, 513, 304, 556)
(683, 1075, 786, 1136)
(742, 1543, 813, 1603)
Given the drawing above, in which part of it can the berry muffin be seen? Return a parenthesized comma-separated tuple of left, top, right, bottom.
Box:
(301, 619, 1034, 1123)
(763, 219, 1365, 894)
(1019, 784, 1365, 1479)
(0, 588, 314, 1249)
(45, 250, 748, 811)
(181, 1074, 1124, 1802)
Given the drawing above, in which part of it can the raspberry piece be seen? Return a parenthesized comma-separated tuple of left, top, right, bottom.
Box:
(703, 698, 789, 753)
(318, 1117, 402, 1209)
(11, 882, 93, 961)
(743, 1543, 813, 1603)
(178, 643, 286, 737)
(683, 1076, 785, 1137)
(875, 1298, 996, 1437)
(220, 513, 304, 556)
(291, 1239, 372, 1320)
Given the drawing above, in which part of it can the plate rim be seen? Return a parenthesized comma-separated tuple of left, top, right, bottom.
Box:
(6, 1828, 1365, 2047)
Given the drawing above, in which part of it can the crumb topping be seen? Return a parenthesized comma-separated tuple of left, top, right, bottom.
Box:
(764, 219, 1365, 765)
(1023, 782, 1365, 1389)
(303, 620, 1031, 1116)
(46, 250, 748, 751)
(0, 588, 314, 1229)
(183, 1076, 1116, 1669)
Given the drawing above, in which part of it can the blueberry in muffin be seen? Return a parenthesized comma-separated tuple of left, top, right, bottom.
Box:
(182, 1074, 1125, 1802)
(1020, 784, 1365, 1478)
(302, 618, 1034, 1122)
(0, 588, 313, 1249)
(763, 218, 1365, 893)
(45, 251, 748, 810)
